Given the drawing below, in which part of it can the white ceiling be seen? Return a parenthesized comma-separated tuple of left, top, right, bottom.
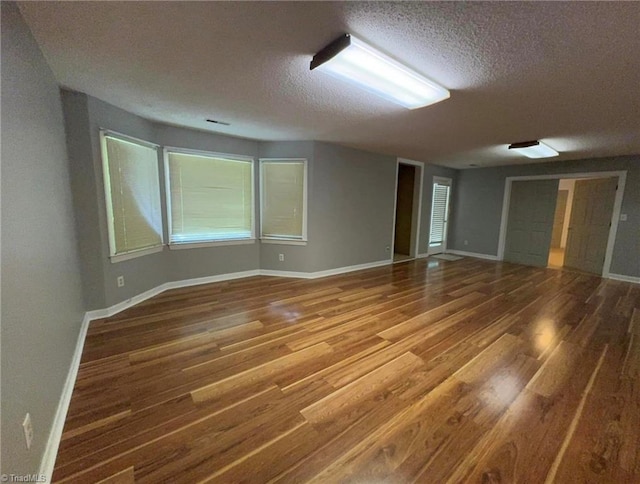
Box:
(18, 1, 640, 169)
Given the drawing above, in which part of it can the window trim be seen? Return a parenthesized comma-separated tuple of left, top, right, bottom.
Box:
(110, 245, 164, 264)
(260, 239, 307, 246)
(164, 146, 256, 248)
(99, 129, 164, 262)
(169, 239, 256, 250)
(259, 158, 308, 243)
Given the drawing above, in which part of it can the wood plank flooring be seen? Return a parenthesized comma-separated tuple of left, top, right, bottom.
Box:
(52, 258, 640, 483)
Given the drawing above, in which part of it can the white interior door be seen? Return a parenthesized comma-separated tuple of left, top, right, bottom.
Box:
(504, 179, 559, 267)
(428, 177, 451, 255)
(564, 177, 617, 274)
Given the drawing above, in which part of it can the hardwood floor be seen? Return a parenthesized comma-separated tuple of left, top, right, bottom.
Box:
(52, 258, 640, 483)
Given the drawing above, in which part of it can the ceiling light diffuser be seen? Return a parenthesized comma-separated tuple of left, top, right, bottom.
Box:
(310, 33, 450, 110)
(508, 140, 559, 159)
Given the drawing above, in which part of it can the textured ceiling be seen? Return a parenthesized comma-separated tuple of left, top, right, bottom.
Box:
(18, 1, 640, 168)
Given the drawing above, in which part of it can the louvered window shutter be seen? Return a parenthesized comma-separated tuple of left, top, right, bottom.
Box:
(429, 183, 450, 245)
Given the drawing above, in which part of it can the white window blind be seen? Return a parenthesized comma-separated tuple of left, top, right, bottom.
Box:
(429, 182, 450, 246)
(167, 151, 254, 244)
(101, 132, 163, 257)
(260, 160, 306, 240)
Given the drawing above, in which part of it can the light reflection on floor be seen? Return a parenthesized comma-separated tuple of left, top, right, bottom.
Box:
(532, 317, 558, 355)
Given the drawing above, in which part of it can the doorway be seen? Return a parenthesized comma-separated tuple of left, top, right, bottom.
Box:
(563, 177, 618, 274)
(546, 177, 618, 274)
(548, 180, 573, 268)
(428, 176, 452, 255)
(498, 171, 626, 277)
(392, 159, 423, 263)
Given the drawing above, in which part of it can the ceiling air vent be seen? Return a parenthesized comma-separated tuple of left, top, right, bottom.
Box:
(206, 119, 230, 126)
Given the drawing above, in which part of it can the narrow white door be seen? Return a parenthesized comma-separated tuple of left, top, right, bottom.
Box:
(564, 177, 617, 274)
(428, 177, 451, 255)
(504, 179, 559, 267)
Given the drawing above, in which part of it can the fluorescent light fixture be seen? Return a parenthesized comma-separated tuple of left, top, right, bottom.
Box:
(310, 33, 450, 110)
(508, 140, 559, 159)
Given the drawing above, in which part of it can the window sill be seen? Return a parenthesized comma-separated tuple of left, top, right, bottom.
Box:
(169, 239, 256, 250)
(110, 245, 164, 263)
(260, 238, 308, 246)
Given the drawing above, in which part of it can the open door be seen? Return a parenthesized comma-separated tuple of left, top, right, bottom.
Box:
(428, 177, 451, 255)
(393, 163, 418, 262)
(564, 177, 617, 274)
(504, 179, 559, 267)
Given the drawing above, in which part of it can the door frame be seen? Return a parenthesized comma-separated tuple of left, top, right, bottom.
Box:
(390, 158, 424, 263)
(497, 170, 627, 277)
(427, 176, 453, 255)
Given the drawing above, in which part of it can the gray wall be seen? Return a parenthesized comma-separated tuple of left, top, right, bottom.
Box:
(309, 142, 397, 272)
(1, 2, 85, 476)
(61, 91, 107, 309)
(448, 155, 640, 277)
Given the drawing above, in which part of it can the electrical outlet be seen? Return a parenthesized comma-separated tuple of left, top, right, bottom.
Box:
(117, 275, 125, 287)
(278, 254, 285, 262)
(385, 246, 390, 252)
(620, 213, 627, 221)
(23, 413, 33, 450)
(464, 240, 469, 246)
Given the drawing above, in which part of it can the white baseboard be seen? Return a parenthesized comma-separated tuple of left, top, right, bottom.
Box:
(261, 259, 390, 279)
(446, 249, 499, 261)
(607, 273, 640, 284)
(166, 270, 262, 289)
(310, 259, 390, 278)
(85, 284, 167, 320)
(416, 253, 430, 259)
(39, 312, 91, 483)
(260, 269, 312, 279)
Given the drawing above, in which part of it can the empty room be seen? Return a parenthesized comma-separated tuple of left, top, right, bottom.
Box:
(2, 1, 640, 482)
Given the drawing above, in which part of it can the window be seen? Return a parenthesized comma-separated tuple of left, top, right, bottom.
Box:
(260, 159, 307, 242)
(429, 178, 451, 249)
(100, 131, 163, 261)
(165, 149, 254, 245)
